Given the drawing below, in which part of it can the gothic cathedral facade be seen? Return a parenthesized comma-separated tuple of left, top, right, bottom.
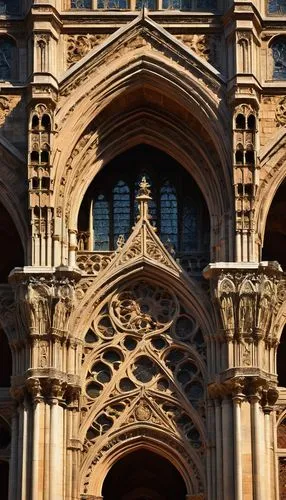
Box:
(0, 0, 285, 499)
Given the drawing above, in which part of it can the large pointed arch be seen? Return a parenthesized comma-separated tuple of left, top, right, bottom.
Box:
(53, 14, 233, 263)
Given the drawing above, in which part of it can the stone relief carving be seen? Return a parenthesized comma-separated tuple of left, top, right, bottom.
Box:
(275, 96, 286, 126)
(14, 275, 77, 337)
(66, 34, 110, 68)
(175, 33, 219, 69)
(76, 252, 115, 276)
(0, 95, 21, 125)
(214, 270, 285, 344)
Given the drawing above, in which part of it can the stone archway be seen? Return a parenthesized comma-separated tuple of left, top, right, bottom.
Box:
(102, 449, 187, 500)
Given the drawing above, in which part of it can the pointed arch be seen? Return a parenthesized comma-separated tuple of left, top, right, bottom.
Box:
(53, 16, 233, 264)
(255, 130, 286, 257)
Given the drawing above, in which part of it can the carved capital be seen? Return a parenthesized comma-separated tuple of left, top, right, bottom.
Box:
(10, 269, 81, 340)
(204, 263, 285, 347)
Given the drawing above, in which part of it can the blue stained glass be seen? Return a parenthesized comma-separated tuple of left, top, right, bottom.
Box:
(0, 0, 19, 14)
(136, 0, 156, 8)
(162, 0, 181, 9)
(182, 199, 198, 252)
(97, 0, 127, 8)
(268, 0, 286, 13)
(71, 0, 92, 7)
(160, 181, 178, 249)
(93, 194, 110, 250)
(0, 38, 13, 80)
(196, 0, 216, 8)
(272, 41, 286, 79)
(113, 181, 130, 247)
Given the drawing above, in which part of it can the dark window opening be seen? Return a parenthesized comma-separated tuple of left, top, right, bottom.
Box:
(0, 330, 11, 386)
(247, 114, 256, 130)
(78, 145, 210, 258)
(32, 115, 39, 130)
(0, 37, 15, 80)
(272, 39, 286, 80)
(41, 114, 51, 132)
(31, 151, 39, 163)
(235, 114, 246, 129)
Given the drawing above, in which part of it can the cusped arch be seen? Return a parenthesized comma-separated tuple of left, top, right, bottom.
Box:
(81, 432, 204, 497)
(72, 258, 214, 341)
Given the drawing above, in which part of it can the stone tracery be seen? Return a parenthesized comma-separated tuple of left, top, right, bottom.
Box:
(79, 278, 207, 494)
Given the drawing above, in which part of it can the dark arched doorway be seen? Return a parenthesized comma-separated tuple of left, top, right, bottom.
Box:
(102, 449, 187, 500)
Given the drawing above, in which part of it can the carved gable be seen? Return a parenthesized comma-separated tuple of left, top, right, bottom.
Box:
(59, 12, 225, 100)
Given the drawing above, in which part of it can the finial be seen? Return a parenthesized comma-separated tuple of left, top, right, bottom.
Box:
(136, 176, 152, 220)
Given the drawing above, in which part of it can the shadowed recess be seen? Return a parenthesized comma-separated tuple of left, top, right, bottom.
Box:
(102, 449, 187, 500)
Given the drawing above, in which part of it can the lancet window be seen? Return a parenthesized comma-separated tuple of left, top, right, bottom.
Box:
(0, 37, 15, 80)
(0, 0, 19, 14)
(68, 0, 216, 9)
(268, 0, 286, 14)
(272, 38, 286, 79)
(78, 146, 210, 258)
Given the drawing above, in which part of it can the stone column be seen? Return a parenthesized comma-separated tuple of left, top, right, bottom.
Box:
(8, 409, 18, 500)
(221, 397, 234, 500)
(214, 398, 223, 500)
(248, 381, 264, 500)
(232, 380, 245, 500)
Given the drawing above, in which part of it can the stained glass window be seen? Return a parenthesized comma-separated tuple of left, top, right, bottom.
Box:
(93, 194, 110, 250)
(182, 199, 198, 252)
(71, 0, 92, 7)
(136, 0, 156, 8)
(113, 181, 130, 247)
(272, 40, 286, 79)
(162, 0, 216, 9)
(268, 0, 286, 14)
(0, 38, 13, 80)
(97, 0, 128, 8)
(79, 146, 209, 256)
(160, 181, 178, 249)
(0, 0, 19, 14)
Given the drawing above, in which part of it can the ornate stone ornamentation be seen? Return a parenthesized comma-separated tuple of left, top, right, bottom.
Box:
(275, 96, 286, 126)
(66, 34, 109, 68)
(0, 96, 20, 125)
(13, 274, 78, 337)
(175, 34, 218, 68)
(110, 281, 178, 334)
(76, 252, 115, 275)
(80, 278, 206, 494)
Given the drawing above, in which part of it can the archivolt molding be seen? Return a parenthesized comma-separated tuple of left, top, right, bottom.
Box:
(56, 107, 229, 232)
(52, 15, 231, 239)
(81, 431, 203, 497)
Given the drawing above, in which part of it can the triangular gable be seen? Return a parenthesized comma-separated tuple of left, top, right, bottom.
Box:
(103, 177, 182, 275)
(60, 10, 225, 96)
